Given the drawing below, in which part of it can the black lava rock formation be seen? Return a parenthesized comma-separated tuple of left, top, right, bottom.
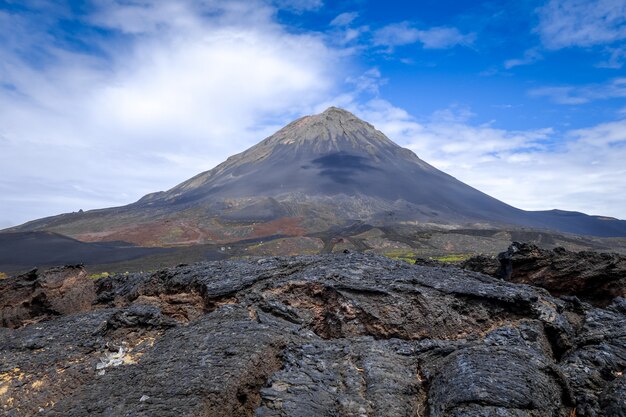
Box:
(462, 242, 626, 306)
(1, 253, 625, 416)
(0, 265, 96, 328)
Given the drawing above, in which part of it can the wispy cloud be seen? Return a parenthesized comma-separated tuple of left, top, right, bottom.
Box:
(0, 0, 343, 227)
(346, 68, 386, 95)
(326, 11, 369, 46)
(373, 22, 419, 47)
(529, 78, 626, 104)
(571, 119, 626, 147)
(273, 0, 323, 13)
(536, 0, 626, 49)
(504, 48, 542, 69)
(528, 87, 590, 105)
(373, 22, 475, 49)
(596, 45, 626, 69)
(330, 12, 358, 27)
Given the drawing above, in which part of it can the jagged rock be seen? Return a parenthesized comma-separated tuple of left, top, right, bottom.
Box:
(460, 254, 500, 276)
(463, 242, 626, 305)
(1, 254, 624, 416)
(0, 265, 95, 328)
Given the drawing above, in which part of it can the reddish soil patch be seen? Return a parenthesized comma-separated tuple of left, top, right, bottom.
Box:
(250, 217, 306, 238)
(74, 217, 306, 247)
(76, 220, 220, 247)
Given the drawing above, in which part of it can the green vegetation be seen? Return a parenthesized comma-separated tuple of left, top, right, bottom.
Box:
(88, 271, 133, 279)
(432, 254, 471, 263)
(382, 251, 472, 264)
(383, 250, 417, 264)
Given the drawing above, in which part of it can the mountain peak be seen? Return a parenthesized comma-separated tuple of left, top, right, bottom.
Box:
(319, 106, 356, 117)
(313, 106, 363, 126)
(296, 106, 362, 127)
(163, 105, 422, 202)
(263, 106, 395, 154)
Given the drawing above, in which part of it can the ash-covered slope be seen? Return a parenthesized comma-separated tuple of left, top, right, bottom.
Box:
(2, 254, 625, 416)
(140, 106, 521, 223)
(8, 107, 626, 240)
(0, 232, 168, 272)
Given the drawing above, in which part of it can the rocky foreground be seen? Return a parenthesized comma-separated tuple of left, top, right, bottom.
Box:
(1, 253, 625, 416)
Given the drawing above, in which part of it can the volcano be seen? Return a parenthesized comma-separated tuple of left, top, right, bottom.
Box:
(7, 107, 626, 247)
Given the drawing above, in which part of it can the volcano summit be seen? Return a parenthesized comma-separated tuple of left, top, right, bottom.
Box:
(6, 107, 626, 252)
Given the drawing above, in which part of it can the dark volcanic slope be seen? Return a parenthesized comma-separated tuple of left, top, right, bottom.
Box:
(2, 253, 625, 416)
(133, 107, 626, 236)
(0, 232, 169, 272)
(153, 107, 510, 216)
(7, 107, 626, 240)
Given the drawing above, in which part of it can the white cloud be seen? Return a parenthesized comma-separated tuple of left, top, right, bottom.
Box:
(571, 119, 626, 147)
(529, 78, 626, 104)
(416, 26, 476, 49)
(597, 45, 626, 69)
(536, 0, 626, 49)
(273, 0, 323, 12)
(373, 22, 420, 47)
(528, 86, 589, 104)
(430, 105, 476, 123)
(327, 12, 369, 45)
(330, 12, 358, 27)
(341, 27, 369, 44)
(346, 68, 386, 95)
(349, 100, 626, 219)
(373, 22, 475, 49)
(504, 48, 542, 69)
(87, 0, 202, 34)
(0, 0, 343, 227)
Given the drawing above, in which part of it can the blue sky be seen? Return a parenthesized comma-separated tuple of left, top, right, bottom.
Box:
(1, 0, 626, 227)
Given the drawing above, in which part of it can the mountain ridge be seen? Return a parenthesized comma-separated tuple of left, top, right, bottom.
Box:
(4, 107, 626, 244)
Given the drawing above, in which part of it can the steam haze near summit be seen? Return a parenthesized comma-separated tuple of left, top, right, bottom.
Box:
(2, 0, 626, 227)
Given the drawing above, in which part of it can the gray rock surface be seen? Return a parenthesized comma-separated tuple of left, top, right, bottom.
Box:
(1, 253, 624, 416)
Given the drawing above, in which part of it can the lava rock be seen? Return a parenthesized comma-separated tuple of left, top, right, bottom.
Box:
(428, 345, 571, 417)
(0, 254, 624, 416)
(463, 242, 626, 305)
(0, 265, 96, 328)
(460, 254, 500, 276)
